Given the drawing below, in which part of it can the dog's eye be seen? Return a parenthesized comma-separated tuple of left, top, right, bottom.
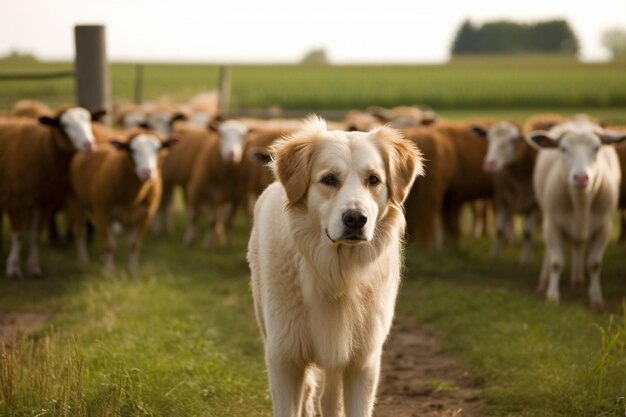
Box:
(368, 175, 381, 186)
(321, 175, 338, 186)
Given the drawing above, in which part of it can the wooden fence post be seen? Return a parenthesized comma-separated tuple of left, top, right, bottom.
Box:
(218, 65, 231, 116)
(74, 25, 111, 124)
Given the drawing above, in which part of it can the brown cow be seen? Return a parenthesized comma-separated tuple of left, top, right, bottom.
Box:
(0, 108, 98, 276)
(467, 114, 565, 261)
(403, 120, 495, 247)
(11, 100, 53, 119)
(68, 130, 176, 273)
(159, 119, 250, 248)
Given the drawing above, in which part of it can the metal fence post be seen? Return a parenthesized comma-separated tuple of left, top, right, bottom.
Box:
(74, 25, 111, 124)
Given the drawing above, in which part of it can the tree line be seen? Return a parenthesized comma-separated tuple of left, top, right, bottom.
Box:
(451, 19, 579, 55)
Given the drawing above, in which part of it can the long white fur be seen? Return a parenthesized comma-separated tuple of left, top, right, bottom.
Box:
(247, 116, 421, 416)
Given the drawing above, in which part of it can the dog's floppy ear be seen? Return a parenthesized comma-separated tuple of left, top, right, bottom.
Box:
(374, 126, 424, 206)
(271, 137, 315, 204)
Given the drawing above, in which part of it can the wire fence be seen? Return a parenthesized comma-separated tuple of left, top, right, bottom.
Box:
(0, 71, 74, 81)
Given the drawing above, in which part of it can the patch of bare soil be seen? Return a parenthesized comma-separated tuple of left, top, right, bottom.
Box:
(376, 319, 482, 417)
(0, 310, 54, 348)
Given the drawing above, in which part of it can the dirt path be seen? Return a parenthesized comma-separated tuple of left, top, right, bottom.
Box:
(376, 318, 482, 417)
(0, 310, 53, 348)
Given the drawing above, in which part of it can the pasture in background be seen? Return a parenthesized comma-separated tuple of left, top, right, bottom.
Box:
(1, 56, 626, 122)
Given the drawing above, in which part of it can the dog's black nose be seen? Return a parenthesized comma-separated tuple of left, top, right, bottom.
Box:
(342, 209, 368, 231)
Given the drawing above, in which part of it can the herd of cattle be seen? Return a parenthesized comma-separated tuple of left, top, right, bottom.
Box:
(1, 97, 625, 310)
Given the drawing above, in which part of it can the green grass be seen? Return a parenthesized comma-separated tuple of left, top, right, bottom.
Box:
(0, 210, 625, 416)
(438, 108, 626, 124)
(0, 218, 271, 417)
(401, 235, 626, 416)
(406, 281, 626, 416)
(1, 57, 626, 115)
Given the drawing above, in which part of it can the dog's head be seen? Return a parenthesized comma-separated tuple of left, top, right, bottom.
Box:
(271, 116, 423, 245)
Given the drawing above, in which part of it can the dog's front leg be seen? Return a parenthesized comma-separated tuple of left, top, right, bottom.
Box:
(321, 368, 343, 417)
(266, 353, 306, 417)
(342, 356, 381, 417)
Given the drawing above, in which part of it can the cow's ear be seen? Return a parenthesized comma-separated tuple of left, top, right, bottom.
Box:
(208, 119, 221, 132)
(162, 137, 180, 148)
(421, 111, 437, 126)
(248, 147, 272, 163)
(368, 106, 390, 122)
(110, 139, 129, 151)
(526, 131, 559, 149)
(169, 113, 188, 126)
(600, 131, 626, 145)
(39, 116, 59, 126)
(470, 124, 488, 139)
(91, 109, 107, 122)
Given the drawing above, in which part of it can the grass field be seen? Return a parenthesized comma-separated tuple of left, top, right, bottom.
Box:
(1, 56, 626, 119)
(0, 209, 625, 417)
(1, 56, 626, 416)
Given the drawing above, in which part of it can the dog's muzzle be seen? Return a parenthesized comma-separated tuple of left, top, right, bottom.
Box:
(340, 209, 367, 241)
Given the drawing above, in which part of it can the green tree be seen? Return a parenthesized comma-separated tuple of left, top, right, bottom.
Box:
(450, 19, 579, 56)
(451, 20, 479, 55)
(479, 21, 527, 53)
(0, 49, 38, 63)
(301, 48, 330, 65)
(528, 20, 579, 54)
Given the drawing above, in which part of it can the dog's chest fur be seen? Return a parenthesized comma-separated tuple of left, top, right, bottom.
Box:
(290, 250, 395, 369)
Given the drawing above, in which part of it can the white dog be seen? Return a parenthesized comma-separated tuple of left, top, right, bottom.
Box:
(247, 116, 423, 417)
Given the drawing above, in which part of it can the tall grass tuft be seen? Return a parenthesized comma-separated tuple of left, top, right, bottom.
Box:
(0, 343, 16, 413)
(594, 302, 626, 415)
(0, 337, 90, 417)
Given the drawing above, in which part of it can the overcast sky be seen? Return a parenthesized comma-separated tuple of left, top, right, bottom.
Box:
(0, 0, 624, 63)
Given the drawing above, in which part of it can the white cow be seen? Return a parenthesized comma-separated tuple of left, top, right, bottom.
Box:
(527, 120, 626, 309)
